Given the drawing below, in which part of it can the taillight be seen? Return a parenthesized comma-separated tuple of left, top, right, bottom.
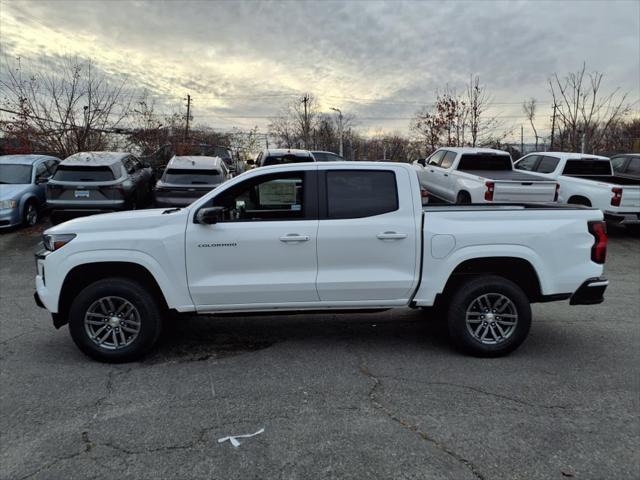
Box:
(611, 187, 622, 207)
(588, 221, 607, 264)
(484, 181, 494, 201)
(99, 185, 125, 198)
(554, 183, 560, 202)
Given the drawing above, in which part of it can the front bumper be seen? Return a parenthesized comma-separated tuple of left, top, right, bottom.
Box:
(570, 277, 608, 305)
(603, 211, 640, 226)
(0, 207, 21, 228)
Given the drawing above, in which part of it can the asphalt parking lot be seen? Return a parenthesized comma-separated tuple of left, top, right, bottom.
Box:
(0, 219, 638, 480)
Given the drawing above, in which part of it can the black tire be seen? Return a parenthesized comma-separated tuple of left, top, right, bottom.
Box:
(456, 192, 471, 204)
(446, 275, 531, 357)
(22, 200, 39, 227)
(68, 278, 163, 363)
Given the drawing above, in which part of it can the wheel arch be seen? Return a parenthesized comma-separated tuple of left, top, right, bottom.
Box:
(58, 261, 170, 327)
(567, 195, 592, 207)
(440, 257, 543, 303)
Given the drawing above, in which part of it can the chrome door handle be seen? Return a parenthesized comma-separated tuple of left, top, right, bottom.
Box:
(377, 232, 408, 240)
(279, 234, 310, 242)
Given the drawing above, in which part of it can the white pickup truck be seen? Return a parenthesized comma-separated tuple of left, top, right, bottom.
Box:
(413, 147, 558, 204)
(514, 152, 640, 227)
(34, 162, 609, 362)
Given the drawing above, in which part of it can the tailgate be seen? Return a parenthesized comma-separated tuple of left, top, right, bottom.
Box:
(620, 186, 640, 210)
(492, 181, 557, 202)
(48, 181, 117, 202)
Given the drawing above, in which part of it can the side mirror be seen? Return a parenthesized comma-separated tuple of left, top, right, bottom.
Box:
(246, 159, 255, 165)
(195, 206, 226, 224)
(417, 159, 426, 167)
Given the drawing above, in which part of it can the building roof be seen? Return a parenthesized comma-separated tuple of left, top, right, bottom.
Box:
(0, 154, 59, 165)
(166, 156, 225, 170)
(62, 151, 131, 166)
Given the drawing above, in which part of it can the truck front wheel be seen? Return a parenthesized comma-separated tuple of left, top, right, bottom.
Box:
(68, 278, 163, 363)
(447, 275, 531, 357)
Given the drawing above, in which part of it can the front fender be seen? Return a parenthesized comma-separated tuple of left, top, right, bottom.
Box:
(41, 249, 194, 313)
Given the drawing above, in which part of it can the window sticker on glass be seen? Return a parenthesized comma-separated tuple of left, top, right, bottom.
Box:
(258, 180, 298, 205)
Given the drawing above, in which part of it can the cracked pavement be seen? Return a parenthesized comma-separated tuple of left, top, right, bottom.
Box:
(1, 221, 638, 479)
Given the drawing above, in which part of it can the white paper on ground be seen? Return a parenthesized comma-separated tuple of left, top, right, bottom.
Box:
(218, 428, 265, 447)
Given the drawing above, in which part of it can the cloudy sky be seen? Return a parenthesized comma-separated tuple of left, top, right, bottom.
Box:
(1, 0, 638, 142)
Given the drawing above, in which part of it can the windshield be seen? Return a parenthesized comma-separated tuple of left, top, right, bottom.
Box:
(458, 154, 513, 171)
(163, 168, 222, 184)
(53, 165, 116, 182)
(263, 154, 312, 166)
(0, 164, 32, 184)
(627, 158, 640, 175)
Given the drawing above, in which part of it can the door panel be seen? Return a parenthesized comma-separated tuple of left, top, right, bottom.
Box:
(185, 169, 319, 308)
(186, 220, 319, 306)
(316, 168, 418, 302)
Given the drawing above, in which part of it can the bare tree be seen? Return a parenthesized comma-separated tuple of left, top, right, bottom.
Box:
(1, 56, 134, 157)
(522, 98, 539, 149)
(466, 75, 496, 147)
(549, 62, 630, 153)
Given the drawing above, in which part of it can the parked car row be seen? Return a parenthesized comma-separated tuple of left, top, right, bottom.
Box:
(413, 148, 640, 229)
(2, 149, 638, 230)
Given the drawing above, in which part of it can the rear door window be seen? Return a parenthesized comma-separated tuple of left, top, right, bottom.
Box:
(536, 156, 559, 174)
(326, 170, 398, 219)
(53, 165, 115, 182)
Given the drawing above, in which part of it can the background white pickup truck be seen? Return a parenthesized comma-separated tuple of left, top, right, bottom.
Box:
(413, 147, 558, 204)
(514, 152, 640, 227)
(34, 162, 608, 362)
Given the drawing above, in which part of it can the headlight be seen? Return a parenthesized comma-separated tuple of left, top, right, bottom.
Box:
(43, 233, 76, 251)
(0, 200, 17, 209)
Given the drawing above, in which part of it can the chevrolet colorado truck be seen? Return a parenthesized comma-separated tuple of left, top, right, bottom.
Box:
(413, 147, 559, 204)
(34, 162, 609, 362)
(515, 152, 640, 227)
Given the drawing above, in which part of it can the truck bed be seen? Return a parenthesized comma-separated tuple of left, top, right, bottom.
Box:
(459, 170, 552, 182)
(570, 175, 640, 186)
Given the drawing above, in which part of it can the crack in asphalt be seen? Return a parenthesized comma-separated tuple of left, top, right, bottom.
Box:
(15, 449, 84, 480)
(377, 375, 573, 411)
(358, 355, 485, 480)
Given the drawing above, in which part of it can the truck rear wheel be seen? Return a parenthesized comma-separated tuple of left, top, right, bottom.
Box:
(456, 192, 471, 204)
(447, 275, 531, 357)
(68, 278, 163, 363)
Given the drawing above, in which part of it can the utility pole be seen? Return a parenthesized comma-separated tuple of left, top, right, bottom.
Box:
(330, 107, 343, 157)
(301, 94, 309, 149)
(550, 103, 558, 151)
(520, 125, 524, 155)
(184, 94, 191, 142)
